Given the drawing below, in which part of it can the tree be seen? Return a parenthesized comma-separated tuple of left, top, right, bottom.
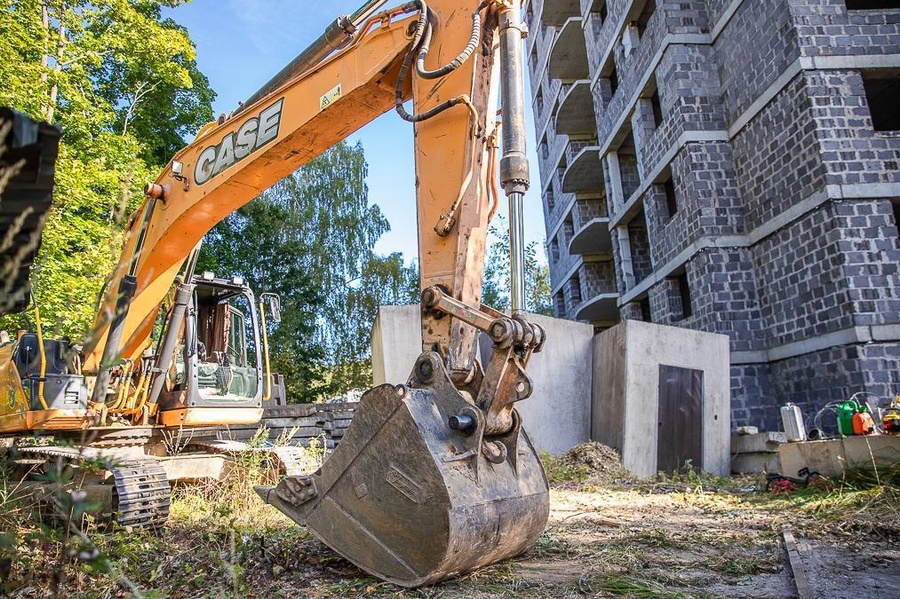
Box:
(0, 1, 214, 338)
(482, 216, 553, 316)
(200, 141, 419, 403)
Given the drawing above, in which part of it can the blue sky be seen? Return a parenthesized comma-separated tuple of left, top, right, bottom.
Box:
(163, 0, 546, 261)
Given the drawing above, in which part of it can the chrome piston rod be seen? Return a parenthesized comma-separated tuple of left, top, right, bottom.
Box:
(498, 0, 530, 317)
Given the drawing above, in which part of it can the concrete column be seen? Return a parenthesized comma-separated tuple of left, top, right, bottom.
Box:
(630, 100, 653, 180)
(616, 224, 636, 291)
(604, 150, 624, 218)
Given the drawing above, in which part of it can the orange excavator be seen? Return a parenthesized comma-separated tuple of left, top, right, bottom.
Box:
(0, 0, 548, 586)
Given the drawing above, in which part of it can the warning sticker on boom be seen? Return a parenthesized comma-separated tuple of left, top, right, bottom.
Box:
(320, 84, 342, 111)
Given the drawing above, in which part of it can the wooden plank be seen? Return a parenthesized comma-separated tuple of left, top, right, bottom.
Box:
(782, 526, 813, 599)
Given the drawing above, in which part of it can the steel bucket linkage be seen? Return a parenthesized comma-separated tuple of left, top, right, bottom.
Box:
(256, 351, 550, 587)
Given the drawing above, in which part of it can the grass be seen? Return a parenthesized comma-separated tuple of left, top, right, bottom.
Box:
(1, 440, 899, 597)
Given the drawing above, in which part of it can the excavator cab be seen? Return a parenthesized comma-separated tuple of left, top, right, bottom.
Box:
(155, 274, 267, 427)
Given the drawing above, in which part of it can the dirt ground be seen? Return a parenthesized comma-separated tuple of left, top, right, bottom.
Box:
(2, 442, 899, 598)
(233, 443, 900, 599)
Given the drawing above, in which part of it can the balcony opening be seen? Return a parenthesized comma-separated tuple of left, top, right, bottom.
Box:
(535, 88, 544, 117)
(558, 154, 569, 182)
(845, 1, 900, 8)
(564, 215, 575, 240)
(571, 275, 583, 306)
(526, 1, 534, 23)
(609, 64, 619, 96)
(663, 175, 678, 220)
(591, 0, 608, 23)
(554, 292, 566, 317)
(676, 271, 692, 320)
(640, 296, 652, 322)
(636, 0, 657, 39)
(628, 210, 652, 285)
(549, 235, 561, 262)
(862, 70, 900, 132)
(650, 89, 664, 128)
(547, 188, 556, 211)
(618, 131, 641, 200)
(892, 199, 900, 241)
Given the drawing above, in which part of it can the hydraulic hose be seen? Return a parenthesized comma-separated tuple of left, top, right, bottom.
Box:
(415, 3, 485, 80)
(394, 0, 479, 125)
(32, 302, 49, 410)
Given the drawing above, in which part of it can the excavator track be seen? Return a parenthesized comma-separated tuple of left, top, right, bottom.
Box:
(18, 446, 170, 528)
(192, 440, 319, 477)
(108, 458, 170, 528)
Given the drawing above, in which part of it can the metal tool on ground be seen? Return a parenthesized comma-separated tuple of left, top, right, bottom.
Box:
(766, 467, 831, 494)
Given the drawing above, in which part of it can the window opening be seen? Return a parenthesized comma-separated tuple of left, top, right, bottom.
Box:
(663, 177, 677, 219)
(636, 0, 657, 38)
(676, 272, 692, 319)
(862, 71, 900, 131)
(845, 1, 900, 9)
(650, 89, 663, 128)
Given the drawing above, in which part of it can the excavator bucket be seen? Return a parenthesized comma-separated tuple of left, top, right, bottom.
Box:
(256, 353, 550, 587)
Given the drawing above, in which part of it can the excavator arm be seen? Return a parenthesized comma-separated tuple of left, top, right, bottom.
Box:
(85, 3, 421, 372)
(87, 1, 522, 375)
(84, 0, 548, 586)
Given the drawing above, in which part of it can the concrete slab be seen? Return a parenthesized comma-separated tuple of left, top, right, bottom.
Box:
(372, 305, 422, 386)
(592, 320, 731, 478)
(732, 431, 786, 454)
(778, 435, 900, 479)
(732, 453, 781, 474)
(371, 306, 594, 456)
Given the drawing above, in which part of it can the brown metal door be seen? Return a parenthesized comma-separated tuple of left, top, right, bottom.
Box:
(657, 365, 703, 472)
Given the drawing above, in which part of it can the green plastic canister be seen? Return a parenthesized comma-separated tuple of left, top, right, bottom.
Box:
(838, 400, 858, 436)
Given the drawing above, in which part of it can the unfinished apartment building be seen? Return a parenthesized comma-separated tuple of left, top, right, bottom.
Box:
(525, 0, 900, 430)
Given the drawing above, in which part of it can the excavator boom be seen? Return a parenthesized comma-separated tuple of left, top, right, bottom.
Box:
(85, 5, 422, 371)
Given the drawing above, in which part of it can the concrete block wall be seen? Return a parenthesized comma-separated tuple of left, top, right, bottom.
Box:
(371, 307, 731, 476)
(372, 306, 595, 457)
(592, 319, 731, 477)
(525, 0, 900, 431)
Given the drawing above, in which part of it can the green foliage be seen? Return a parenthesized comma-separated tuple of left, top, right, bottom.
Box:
(200, 141, 419, 403)
(0, 0, 214, 338)
(482, 216, 553, 315)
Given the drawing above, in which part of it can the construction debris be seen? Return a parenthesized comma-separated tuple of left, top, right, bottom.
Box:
(555, 442, 629, 485)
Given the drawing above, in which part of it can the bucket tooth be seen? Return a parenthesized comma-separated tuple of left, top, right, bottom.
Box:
(258, 366, 550, 587)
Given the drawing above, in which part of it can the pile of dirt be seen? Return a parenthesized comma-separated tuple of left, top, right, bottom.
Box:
(556, 441, 631, 484)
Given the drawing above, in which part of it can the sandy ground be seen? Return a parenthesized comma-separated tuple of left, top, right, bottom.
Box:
(513, 485, 900, 598)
